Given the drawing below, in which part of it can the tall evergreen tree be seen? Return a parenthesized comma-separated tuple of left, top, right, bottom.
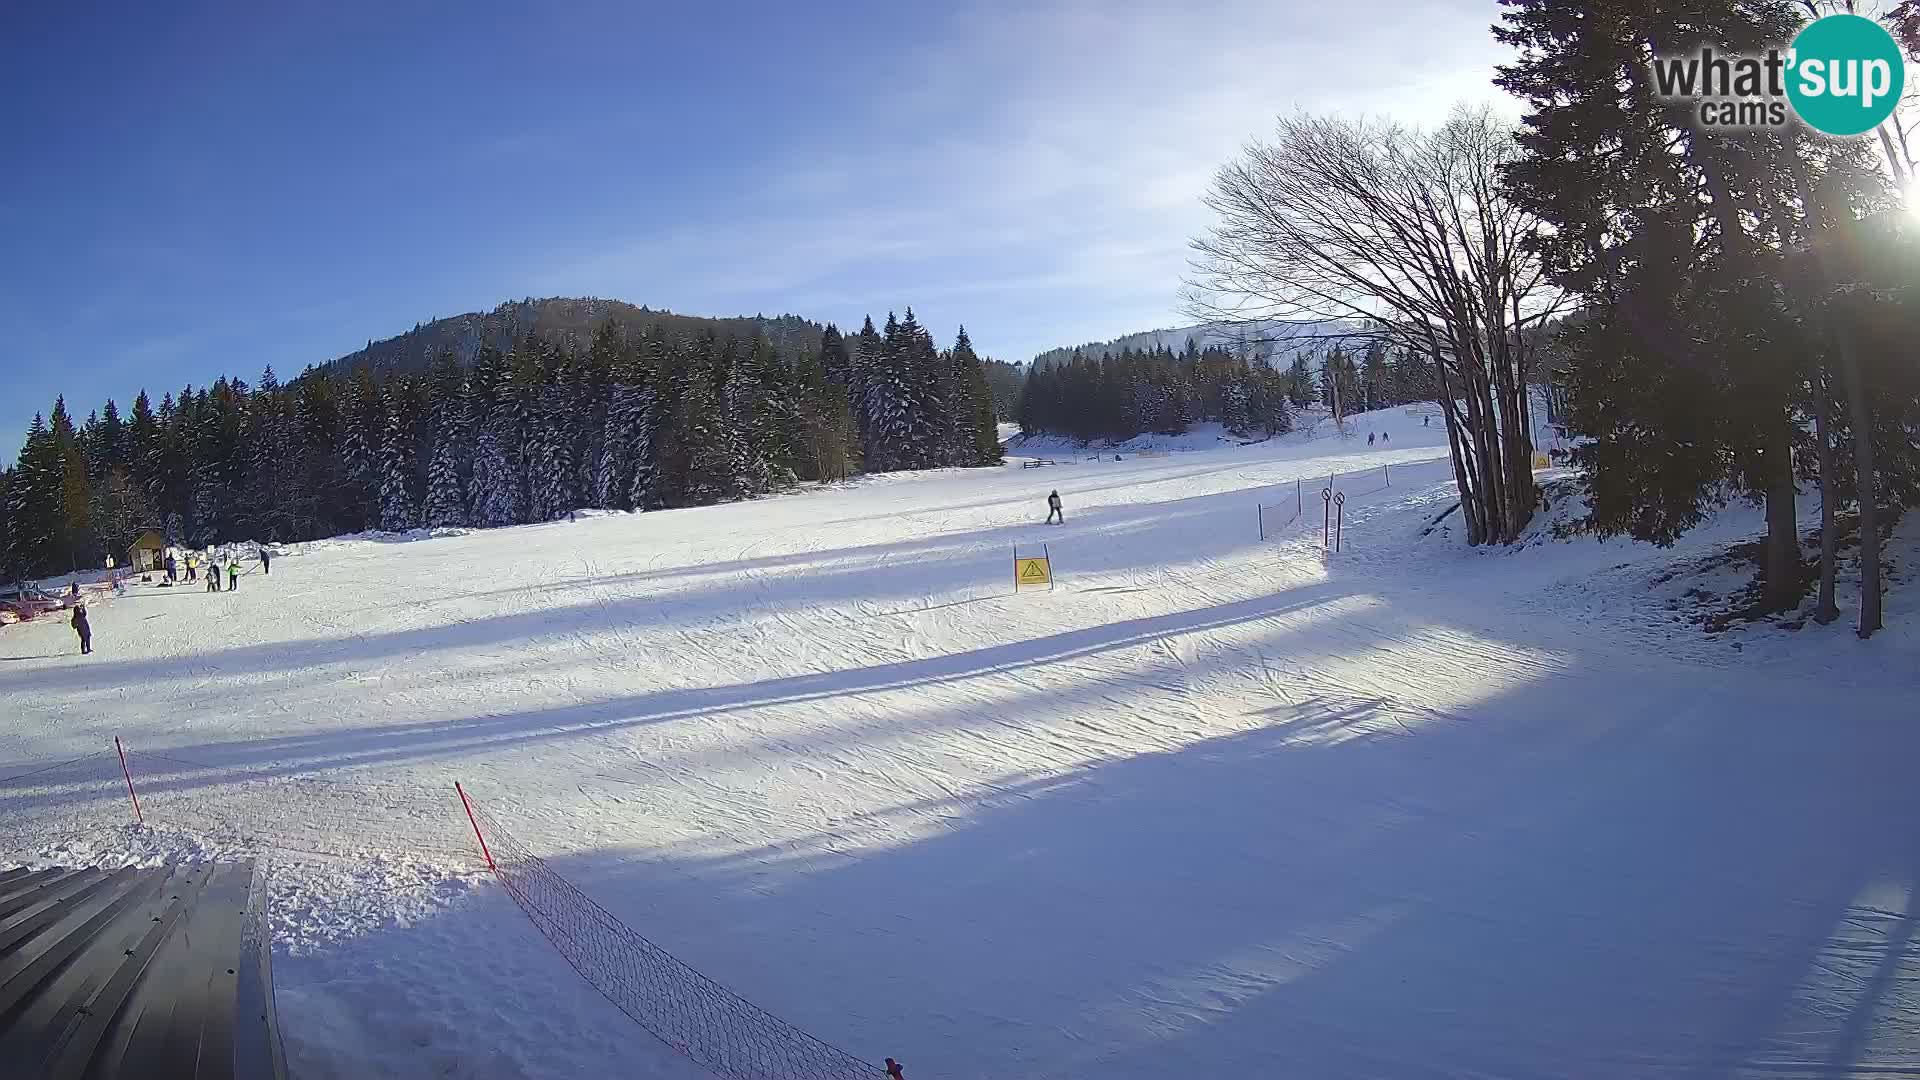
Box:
(468, 346, 523, 527)
(952, 328, 1002, 465)
(1496, 0, 1822, 611)
(377, 406, 416, 531)
(422, 367, 471, 528)
(863, 314, 912, 471)
(10, 415, 60, 576)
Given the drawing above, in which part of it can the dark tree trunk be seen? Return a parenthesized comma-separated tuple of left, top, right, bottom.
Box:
(1762, 410, 1801, 613)
(1792, 157, 1883, 637)
(1435, 372, 1485, 544)
(1812, 381, 1839, 624)
(1840, 343, 1883, 636)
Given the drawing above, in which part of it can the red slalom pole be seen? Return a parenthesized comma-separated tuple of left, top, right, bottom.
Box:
(113, 737, 143, 824)
(456, 781, 496, 872)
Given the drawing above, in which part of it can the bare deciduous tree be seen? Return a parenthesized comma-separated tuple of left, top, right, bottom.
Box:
(1185, 106, 1565, 544)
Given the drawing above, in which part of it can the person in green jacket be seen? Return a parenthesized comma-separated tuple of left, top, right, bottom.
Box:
(227, 557, 240, 592)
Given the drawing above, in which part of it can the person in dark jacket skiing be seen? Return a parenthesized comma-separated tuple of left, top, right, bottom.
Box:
(165, 554, 178, 583)
(71, 604, 91, 655)
(1368, 432, 1376, 446)
(207, 562, 220, 592)
(1046, 490, 1063, 524)
(260, 548, 271, 575)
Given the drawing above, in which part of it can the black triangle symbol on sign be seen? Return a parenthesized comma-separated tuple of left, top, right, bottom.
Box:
(1021, 561, 1047, 581)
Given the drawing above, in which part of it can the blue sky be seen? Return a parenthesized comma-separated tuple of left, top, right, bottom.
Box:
(0, 0, 1513, 462)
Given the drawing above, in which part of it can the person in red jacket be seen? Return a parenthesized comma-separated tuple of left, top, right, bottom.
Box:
(884, 1058, 906, 1079)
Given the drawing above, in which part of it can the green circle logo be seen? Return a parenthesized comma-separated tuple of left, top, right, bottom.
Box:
(1787, 14, 1906, 136)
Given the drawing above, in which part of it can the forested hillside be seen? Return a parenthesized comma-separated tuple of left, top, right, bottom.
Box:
(326, 297, 825, 377)
(1018, 337, 1440, 444)
(1, 308, 1000, 577)
(1030, 318, 1361, 370)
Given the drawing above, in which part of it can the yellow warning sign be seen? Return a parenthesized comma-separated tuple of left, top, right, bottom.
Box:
(1532, 452, 1552, 470)
(1016, 557, 1052, 587)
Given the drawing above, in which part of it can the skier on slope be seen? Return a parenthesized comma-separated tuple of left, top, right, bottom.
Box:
(70, 603, 91, 655)
(1368, 432, 1376, 446)
(1046, 490, 1063, 525)
(207, 557, 220, 592)
(227, 557, 240, 592)
(260, 547, 271, 575)
(1381, 432, 1389, 446)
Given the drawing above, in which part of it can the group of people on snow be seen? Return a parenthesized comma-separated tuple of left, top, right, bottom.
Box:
(158, 545, 269, 591)
(67, 545, 275, 656)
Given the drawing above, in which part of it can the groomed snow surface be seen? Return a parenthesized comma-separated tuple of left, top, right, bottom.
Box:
(5, 405, 1919, 1079)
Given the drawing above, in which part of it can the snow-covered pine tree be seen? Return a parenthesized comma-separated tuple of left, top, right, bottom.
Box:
(188, 384, 240, 546)
(952, 327, 1001, 465)
(862, 313, 914, 472)
(95, 399, 126, 475)
(626, 330, 670, 509)
(727, 335, 793, 494)
(8, 415, 59, 575)
(601, 375, 653, 511)
(819, 324, 850, 388)
(550, 356, 583, 516)
(525, 356, 579, 521)
(851, 316, 883, 454)
(467, 348, 523, 526)
(678, 339, 737, 505)
(422, 432, 466, 528)
(1221, 364, 1251, 434)
(468, 424, 516, 527)
(275, 387, 316, 540)
(377, 406, 415, 532)
(708, 336, 754, 500)
(419, 361, 471, 528)
(422, 382, 470, 529)
(580, 322, 625, 507)
(239, 368, 285, 539)
(894, 309, 947, 469)
(597, 355, 634, 511)
(126, 391, 159, 510)
(337, 374, 378, 530)
(1286, 355, 1314, 408)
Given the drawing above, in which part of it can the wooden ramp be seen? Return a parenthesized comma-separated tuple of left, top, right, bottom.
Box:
(0, 861, 286, 1080)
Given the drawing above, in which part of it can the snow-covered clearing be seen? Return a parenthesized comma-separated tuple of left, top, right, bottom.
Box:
(5, 406, 1919, 1078)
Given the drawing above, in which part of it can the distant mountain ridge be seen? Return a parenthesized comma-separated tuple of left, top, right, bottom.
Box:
(323, 297, 827, 375)
(1033, 319, 1369, 368)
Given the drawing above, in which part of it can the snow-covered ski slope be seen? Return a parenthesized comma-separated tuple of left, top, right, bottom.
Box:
(5, 405, 1920, 1079)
